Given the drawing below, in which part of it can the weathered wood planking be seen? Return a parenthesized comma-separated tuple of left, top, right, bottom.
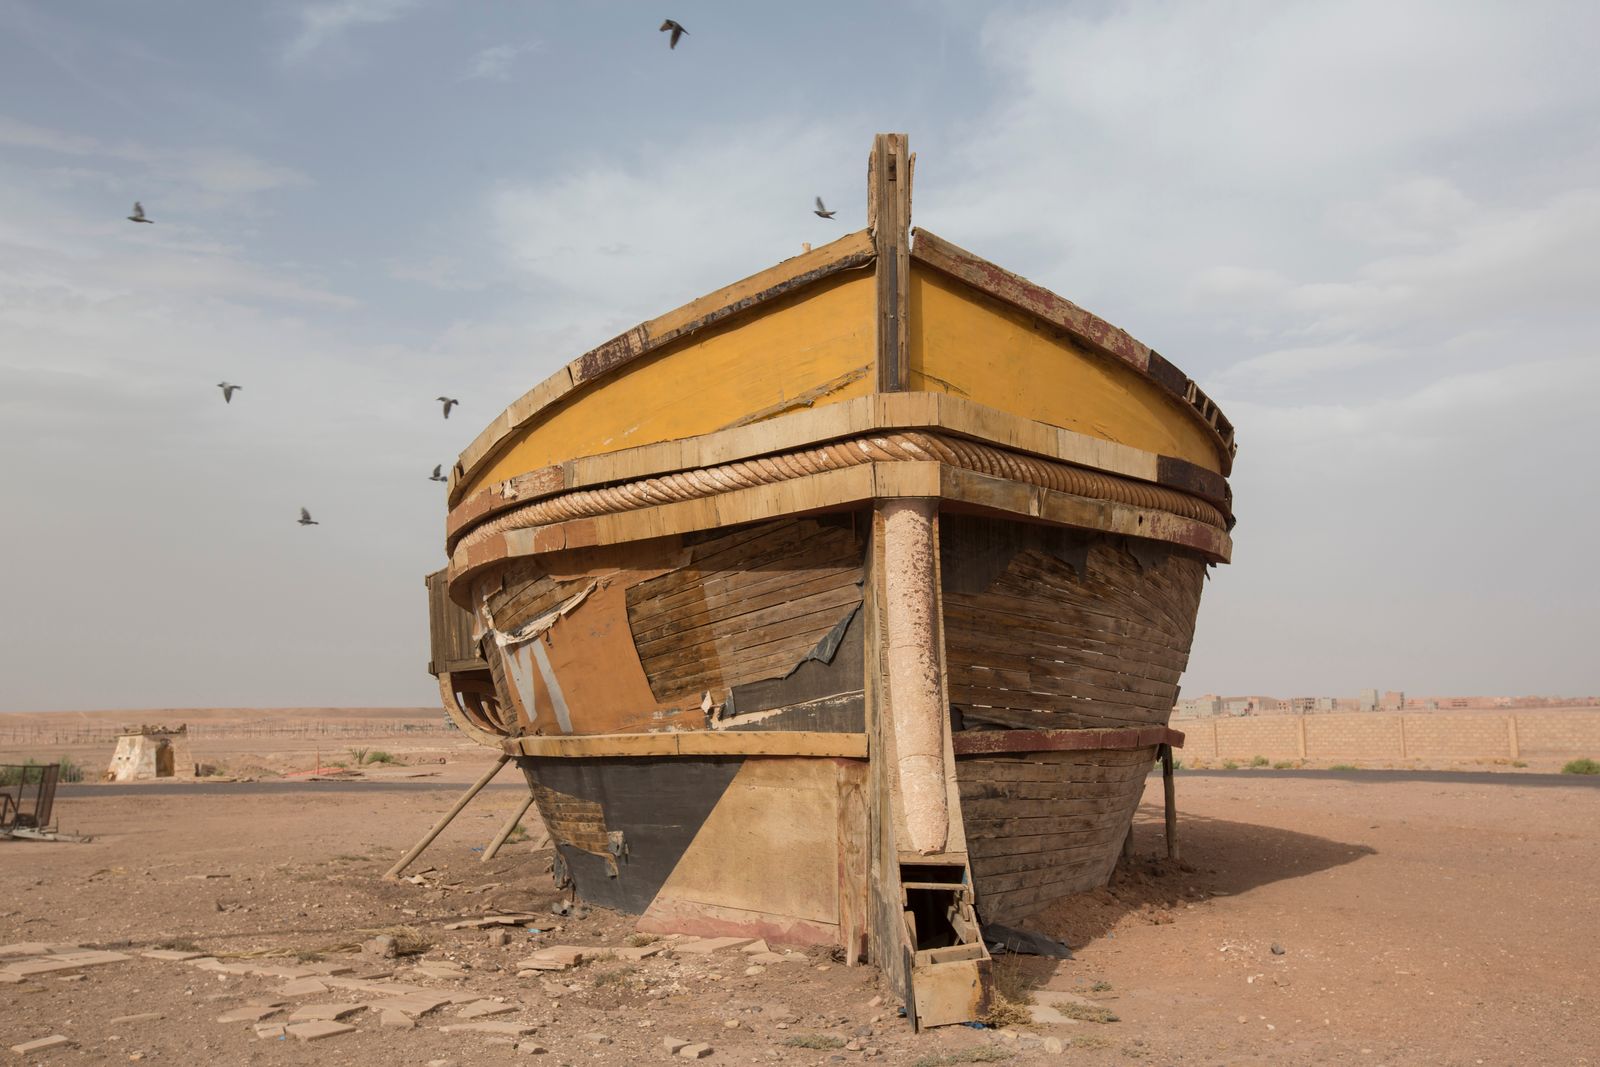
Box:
(425, 569, 484, 675)
(626, 518, 865, 703)
(463, 269, 876, 494)
(908, 263, 1226, 476)
(957, 747, 1157, 923)
(941, 515, 1205, 732)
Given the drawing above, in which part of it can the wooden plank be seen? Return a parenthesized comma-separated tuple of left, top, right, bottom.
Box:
(509, 731, 867, 758)
(447, 391, 1230, 548)
(910, 227, 1234, 474)
(952, 726, 1181, 755)
(463, 271, 877, 495)
(454, 230, 877, 498)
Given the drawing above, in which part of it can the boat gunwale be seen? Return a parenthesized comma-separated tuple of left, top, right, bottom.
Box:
(445, 392, 1232, 553)
(447, 229, 1237, 505)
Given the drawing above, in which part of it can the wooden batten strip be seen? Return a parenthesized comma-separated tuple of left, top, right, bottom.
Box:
(909, 227, 1235, 475)
(952, 726, 1183, 756)
(451, 229, 877, 501)
(504, 731, 868, 759)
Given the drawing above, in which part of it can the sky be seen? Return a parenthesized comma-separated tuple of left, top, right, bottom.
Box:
(1, 0, 1596, 711)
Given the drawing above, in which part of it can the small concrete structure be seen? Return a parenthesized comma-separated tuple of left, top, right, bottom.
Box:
(105, 725, 195, 782)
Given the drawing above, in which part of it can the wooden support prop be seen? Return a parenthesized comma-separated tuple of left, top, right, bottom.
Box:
(385, 754, 510, 879)
(1121, 821, 1135, 863)
(480, 792, 535, 863)
(1160, 742, 1179, 863)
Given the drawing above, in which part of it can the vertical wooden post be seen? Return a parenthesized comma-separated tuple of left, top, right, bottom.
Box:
(1160, 743, 1179, 862)
(870, 133, 912, 394)
(1296, 716, 1307, 759)
(1398, 715, 1408, 759)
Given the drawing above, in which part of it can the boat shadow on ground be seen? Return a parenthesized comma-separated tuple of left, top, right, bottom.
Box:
(1015, 804, 1376, 952)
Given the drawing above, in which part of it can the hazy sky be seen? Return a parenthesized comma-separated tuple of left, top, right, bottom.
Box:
(2, 1, 1596, 711)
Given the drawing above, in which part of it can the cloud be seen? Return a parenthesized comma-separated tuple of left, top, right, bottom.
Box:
(283, 0, 422, 63)
(0, 114, 310, 199)
(488, 123, 859, 330)
(465, 41, 539, 81)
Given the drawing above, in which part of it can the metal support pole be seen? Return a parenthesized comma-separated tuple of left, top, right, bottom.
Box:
(385, 754, 510, 879)
(480, 792, 535, 863)
(1161, 743, 1179, 863)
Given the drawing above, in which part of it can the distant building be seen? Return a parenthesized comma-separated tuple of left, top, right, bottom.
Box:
(1382, 690, 1406, 710)
(1358, 688, 1379, 711)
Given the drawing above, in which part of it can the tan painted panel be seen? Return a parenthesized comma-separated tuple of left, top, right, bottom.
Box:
(465, 272, 876, 494)
(909, 265, 1223, 474)
(649, 758, 841, 925)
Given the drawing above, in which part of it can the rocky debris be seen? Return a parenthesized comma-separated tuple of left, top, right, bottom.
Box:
(109, 1013, 164, 1026)
(255, 1023, 287, 1039)
(613, 943, 667, 961)
(364, 935, 399, 958)
(286, 1020, 357, 1041)
(9, 1035, 73, 1054)
(415, 960, 469, 980)
(2, 947, 132, 981)
(741, 940, 771, 955)
(744, 965, 765, 976)
(444, 914, 540, 930)
(580, 1031, 612, 1044)
(378, 1010, 416, 1029)
(141, 950, 204, 962)
(678, 1043, 714, 1059)
(663, 1036, 690, 1054)
(515, 946, 586, 972)
(487, 929, 510, 948)
(515, 1042, 548, 1055)
(1271, 943, 1286, 955)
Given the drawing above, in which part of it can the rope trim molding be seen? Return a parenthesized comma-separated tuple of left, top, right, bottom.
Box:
(451, 431, 1227, 563)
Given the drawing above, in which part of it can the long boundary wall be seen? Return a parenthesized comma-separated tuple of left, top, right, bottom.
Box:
(1188, 711, 1600, 762)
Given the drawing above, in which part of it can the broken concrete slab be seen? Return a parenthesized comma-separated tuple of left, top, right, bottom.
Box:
(522, 946, 587, 966)
(298, 961, 355, 976)
(288, 1003, 365, 1023)
(747, 952, 788, 964)
(141, 950, 205, 962)
(438, 1021, 539, 1036)
(457, 1000, 516, 1019)
(414, 962, 469, 980)
(286, 1020, 357, 1042)
(9, 1035, 73, 1054)
(378, 1010, 416, 1030)
(443, 914, 538, 930)
(376, 993, 454, 1017)
(109, 1013, 164, 1026)
(255, 1023, 287, 1039)
(678, 1043, 714, 1059)
(740, 940, 770, 955)
(613, 944, 667, 961)
(674, 937, 754, 954)
(662, 1037, 690, 1054)
(6, 950, 131, 977)
(216, 1005, 284, 1024)
(277, 978, 330, 997)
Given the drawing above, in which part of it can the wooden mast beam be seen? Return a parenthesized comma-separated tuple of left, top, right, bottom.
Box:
(870, 133, 913, 393)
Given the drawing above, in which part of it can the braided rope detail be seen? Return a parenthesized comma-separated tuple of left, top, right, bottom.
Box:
(454, 431, 1225, 557)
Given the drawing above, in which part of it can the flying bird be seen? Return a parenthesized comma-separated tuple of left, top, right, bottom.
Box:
(437, 396, 459, 419)
(217, 382, 241, 404)
(814, 196, 836, 219)
(660, 19, 687, 49)
(429, 464, 448, 482)
(297, 507, 319, 526)
(127, 202, 153, 224)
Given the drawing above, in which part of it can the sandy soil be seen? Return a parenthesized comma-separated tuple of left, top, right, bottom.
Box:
(4, 761, 1596, 1066)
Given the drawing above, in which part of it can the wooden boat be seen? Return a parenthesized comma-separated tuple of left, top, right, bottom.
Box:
(425, 134, 1235, 1026)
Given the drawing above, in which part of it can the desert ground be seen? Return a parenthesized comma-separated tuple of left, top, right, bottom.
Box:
(4, 713, 1599, 1066)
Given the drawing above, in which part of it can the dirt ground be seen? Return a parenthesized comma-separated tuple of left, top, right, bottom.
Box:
(5, 752, 1597, 1067)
